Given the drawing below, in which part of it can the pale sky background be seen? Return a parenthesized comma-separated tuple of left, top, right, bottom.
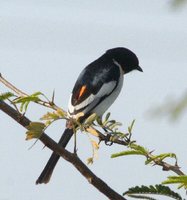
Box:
(0, 1, 187, 199)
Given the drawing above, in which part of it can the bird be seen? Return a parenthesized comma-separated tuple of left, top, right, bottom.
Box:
(36, 47, 143, 184)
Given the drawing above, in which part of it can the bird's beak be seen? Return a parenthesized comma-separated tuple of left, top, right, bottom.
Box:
(136, 65, 143, 72)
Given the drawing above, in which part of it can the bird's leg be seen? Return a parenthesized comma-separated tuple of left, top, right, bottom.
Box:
(73, 131, 77, 154)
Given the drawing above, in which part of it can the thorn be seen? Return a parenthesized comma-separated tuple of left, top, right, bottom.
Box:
(149, 150, 155, 154)
(175, 161, 180, 168)
(52, 89, 55, 103)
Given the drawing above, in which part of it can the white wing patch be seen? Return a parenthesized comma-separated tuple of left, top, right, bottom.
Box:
(68, 81, 117, 118)
(68, 93, 95, 113)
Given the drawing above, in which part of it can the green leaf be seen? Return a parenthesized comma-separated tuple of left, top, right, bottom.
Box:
(84, 113, 97, 125)
(13, 91, 44, 112)
(27, 122, 45, 131)
(31, 91, 43, 97)
(107, 120, 116, 124)
(14, 96, 40, 104)
(162, 175, 187, 189)
(128, 119, 135, 133)
(56, 108, 67, 118)
(13, 96, 39, 112)
(40, 112, 58, 121)
(0, 92, 15, 100)
(145, 153, 177, 165)
(20, 100, 30, 112)
(104, 112, 111, 122)
(96, 116, 102, 126)
(111, 143, 148, 158)
(111, 150, 146, 158)
(41, 110, 65, 120)
(40, 109, 67, 126)
(130, 143, 148, 155)
(112, 131, 128, 138)
(26, 122, 45, 140)
(107, 121, 122, 130)
(124, 185, 182, 200)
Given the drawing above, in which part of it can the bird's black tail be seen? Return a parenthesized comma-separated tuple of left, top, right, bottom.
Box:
(36, 128, 74, 184)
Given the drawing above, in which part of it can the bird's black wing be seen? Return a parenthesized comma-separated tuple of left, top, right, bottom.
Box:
(68, 60, 120, 115)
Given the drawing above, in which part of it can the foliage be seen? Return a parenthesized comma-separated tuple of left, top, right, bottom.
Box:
(13, 92, 44, 112)
(1, 86, 186, 199)
(95, 112, 123, 132)
(0, 92, 15, 100)
(0, 91, 47, 112)
(124, 185, 182, 200)
(111, 143, 148, 158)
(26, 122, 46, 140)
(40, 109, 67, 126)
(111, 143, 177, 167)
(163, 175, 187, 189)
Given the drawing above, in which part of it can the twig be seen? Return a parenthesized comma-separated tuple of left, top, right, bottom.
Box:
(85, 126, 185, 176)
(0, 100, 126, 200)
(85, 124, 185, 175)
(86, 126, 129, 146)
(0, 73, 62, 111)
(0, 73, 27, 97)
(0, 74, 185, 192)
(151, 157, 184, 176)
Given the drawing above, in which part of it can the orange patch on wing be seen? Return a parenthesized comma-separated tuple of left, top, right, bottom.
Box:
(78, 85, 87, 99)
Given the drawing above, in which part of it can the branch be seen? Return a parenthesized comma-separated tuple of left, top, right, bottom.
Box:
(150, 156, 184, 176)
(87, 127, 184, 176)
(0, 73, 28, 97)
(1, 74, 185, 197)
(86, 126, 129, 146)
(0, 100, 126, 200)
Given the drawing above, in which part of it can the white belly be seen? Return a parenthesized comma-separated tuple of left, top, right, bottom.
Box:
(92, 73, 124, 116)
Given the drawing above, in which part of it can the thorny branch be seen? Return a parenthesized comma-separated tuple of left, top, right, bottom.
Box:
(0, 100, 126, 200)
(86, 126, 184, 176)
(0, 73, 185, 198)
(147, 152, 184, 176)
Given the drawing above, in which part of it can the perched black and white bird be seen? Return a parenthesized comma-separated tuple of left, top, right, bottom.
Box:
(36, 47, 143, 184)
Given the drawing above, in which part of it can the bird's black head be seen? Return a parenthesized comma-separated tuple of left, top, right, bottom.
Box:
(105, 47, 143, 74)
